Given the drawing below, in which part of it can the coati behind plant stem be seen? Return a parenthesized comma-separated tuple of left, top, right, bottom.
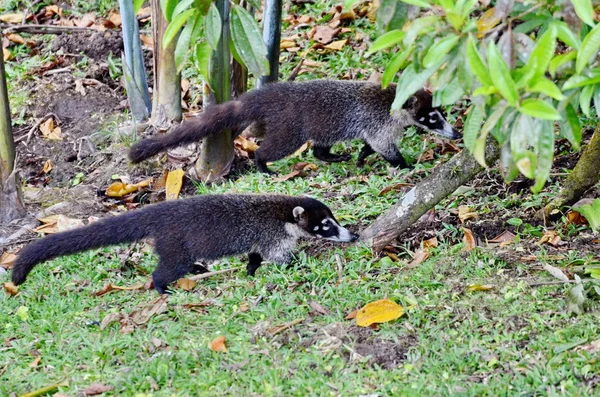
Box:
(128, 80, 461, 174)
(11, 194, 357, 294)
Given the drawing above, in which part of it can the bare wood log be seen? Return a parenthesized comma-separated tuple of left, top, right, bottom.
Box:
(538, 121, 600, 220)
(360, 140, 500, 251)
(0, 24, 99, 34)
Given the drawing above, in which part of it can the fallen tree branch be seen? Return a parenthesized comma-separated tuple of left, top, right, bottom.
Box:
(360, 139, 500, 251)
(1, 24, 100, 34)
(537, 121, 600, 220)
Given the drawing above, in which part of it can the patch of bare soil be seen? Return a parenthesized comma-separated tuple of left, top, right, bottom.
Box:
(52, 30, 123, 60)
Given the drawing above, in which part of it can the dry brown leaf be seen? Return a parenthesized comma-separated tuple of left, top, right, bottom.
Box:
(34, 214, 84, 234)
(273, 170, 304, 182)
(423, 237, 438, 249)
(280, 39, 298, 49)
(3, 48, 12, 62)
(75, 12, 96, 27)
(82, 383, 113, 396)
(538, 230, 562, 246)
(418, 149, 435, 162)
(458, 205, 479, 223)
(466, 284, 494, 292)
(266, 318, 304, 336)
(43, 159, 53, 174)
(176, 278, 197, 291)
(94, 283, 146, 297)
(355, 299, 404, 327)
(29, 355, 41, 368)
(3, 282, 19, 296)
(293, 162, 318, 172)
(310, 25, 341, 44)
(0, 13, 24, 23)
(234, 135, 259, 154)
(407, 248, 429, 268)
(576, 339, 600, 354)
(292, 142, 310, 157)
(45, 5, 63, 17)
(209, 336, 227, 352)
(462, 227, 477, 251)
(324, 39, 347, 51)
(165, 169, 185, 200)
(130, 295, 169, 325)
(137, 7, 152, 17)
(566, 210, 588, 226)
(139, 34, 154, 48)
(345, 309, 358, 320)
(239, 302, 249, 312)
(0, 252, 17, 269)
(378, 182, 414, 196)
(107, 10, 122, 27)
(309, 300, 329, 315)
(7, 33, 25, 45)
(39, 118, 62, 140)
(100, 312, 123, 329)
(487, 230, 516, 245)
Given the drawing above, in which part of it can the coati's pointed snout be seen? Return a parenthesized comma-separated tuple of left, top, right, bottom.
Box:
(434, 123, 462, 140)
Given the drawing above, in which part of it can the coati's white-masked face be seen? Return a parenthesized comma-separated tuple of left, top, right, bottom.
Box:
(415, 109, 461, 140)
(293, 207, 358, 243)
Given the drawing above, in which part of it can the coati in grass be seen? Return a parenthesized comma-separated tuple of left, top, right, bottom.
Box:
(128, 80, 461, 174)
(11, 194, 357, 294)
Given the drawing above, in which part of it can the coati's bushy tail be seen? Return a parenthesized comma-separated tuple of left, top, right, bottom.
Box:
(11, 211, 150, 285)
(129, 100, 250, 163)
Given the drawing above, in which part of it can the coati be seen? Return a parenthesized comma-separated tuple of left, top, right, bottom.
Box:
(128, 80, 461, 174)
(11, 194, 358, 294)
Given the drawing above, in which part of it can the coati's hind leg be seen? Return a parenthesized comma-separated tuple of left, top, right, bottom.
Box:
(356, 142, 375, 167)
(152, 240, 195, 294)
(246, 253, 263, 276)
(313, 145, 351, 163)
(254, 133, 306, 174)
(364, 137, 408, 168)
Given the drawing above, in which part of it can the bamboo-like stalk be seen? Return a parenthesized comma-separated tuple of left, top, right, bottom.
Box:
(257, 0, 282, 88)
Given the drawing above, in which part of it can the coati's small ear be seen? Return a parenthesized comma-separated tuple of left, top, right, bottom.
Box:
(403, 95, 419, 112)
(293, 206, 305, 222)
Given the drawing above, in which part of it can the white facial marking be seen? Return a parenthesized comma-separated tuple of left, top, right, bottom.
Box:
(313, 226, 319, 231)
(322, 219, 329, 224)
(316, 234, 323, 238)
(429, 118, 436, 123)
(429, 111, 436, 116)
(322, 225, 330, 231)
(419, 117, 425, 122)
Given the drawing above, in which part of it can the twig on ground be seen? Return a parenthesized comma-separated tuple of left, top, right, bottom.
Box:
(16, 113, 60, 145)
(1, 23, 99, 34)
(43, 66, 72, 76)
(188, 267, 240, 281)
(528, 279, 598, 287)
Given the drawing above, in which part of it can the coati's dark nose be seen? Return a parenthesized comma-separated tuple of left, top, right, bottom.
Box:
(450, 127, 461, 140)
(350, 232, 359, 242)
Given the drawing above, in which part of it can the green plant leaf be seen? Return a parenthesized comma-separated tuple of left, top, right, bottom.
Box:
(573, 198, 600, 232)
(134, 0, 145, 14)
(467, 36, 493, 86)
(526, 24, 556, 79)
(570, 0, 596, 27)
(549, 51, 576, 77)
(230, 4, 269, 77)
(553, 21, 581, 50)
(562, 69, 600, 89)
(175, 13, 202, 72)
(527, 77, 566, 100)
(594, 85, 600, 118)
(161, 0, 179, 22)
(532, 120, 554, 193)
(367, 30, 406, 55)
(163, 8, 196, 50)
(463, 104, 483, 153)
(173, 0, 195, 20)
(515, 150, 537, 179)
(579, 84, 594, 116)
(382, 45, 413, 88)
(205, 2, 222, 50)
(391, 60, 443, 110)
(403, 16, 440, 47)
(559, 102, 582, 150)
(473, 101, 509, 167)
(576, 23, 600, 74)
(399, 0, 432, 7)
(519, 99, 562, 120)
(423, 34, 461, 68)
(194, 41, 211, 87)
(434, 76, 464, 106)
(488, 42, 519, 107)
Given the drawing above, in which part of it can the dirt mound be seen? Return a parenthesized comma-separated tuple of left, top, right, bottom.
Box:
(52, 30, 123, 60)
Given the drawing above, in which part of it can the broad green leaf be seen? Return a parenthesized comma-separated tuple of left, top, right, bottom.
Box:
(382, 46, 413, 88)
(194, 41, 211, 86)
(133, 0, 145, 14)
(570, 0, 596, 27)
(513, 66, 536, 90)
(391, 61, 443, 110)
(205, 2, 222, 50)
(549, 51, 576, 77)
(230, 4, 269, 77)
(433, 76, 464, 106)
(562, 69, 600, 89)
(473, 101, 508, 166)
(229, 35, 243, 65)
(399, 0, 432, 8)
(457, 47, 474, 91)
(193, 0, 212, 15)
(430, 51, 459, 90)
(500, 141, 520, 182)
(467, 36, 493, 86)
(457, 0, 478, 19)
(513, 19, 545, 34)
(161, 0, 179, 22)
(492, 108, 518, 144)
(559, 103, 582, 149)
(173, 0, 195, 20)
(473, 85, 498, 96)
(526, 24, 556, 79)
(519, 99, 562, 120)
(463, 104, 483, 152)
(487, 42, 519, 107)
(579, 84, 594, 116)
(367, 30, 405, 55)
(163, 9, 196, 50)
(515, 150, 537, 179)
(576, 23, 600, 74)
(423, 34, 460, 68)
(511, 113, 535, 159)
(553, 21, 581, 50)
(175, 13, 202, 72)
(573, 198, 600, 231)
(527, 77, 566, 100)
(532, 120, 554, 193)
(403, 16, 440, 47)
(594, 85, 600, 118)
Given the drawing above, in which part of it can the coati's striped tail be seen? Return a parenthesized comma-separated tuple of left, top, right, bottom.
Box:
(128, 100, 249, 163)
(11, 211, 149, 285)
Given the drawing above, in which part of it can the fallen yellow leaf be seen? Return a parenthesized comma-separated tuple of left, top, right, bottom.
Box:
(234, 136, 259, 153)
(466, 284, 494, 292)
(105, 178, 151, 198)
(0, 252, 17, 269)
(0, 13, 24, 23)
(324, 39, 347, 51)
(462, 227, 477, 251)
(458, 205, 478, 222)
(39, 118, 62, 140)
(43, 159, 53, 174)
(176, 278, 197, 291)
(165, 169, 185, 200)
(476, 8, 501, 38)
(3, 282, 19, 296)
(407, 248, 429, 268)
(209, 336, 227, 352)
(355, 299, 404, 327)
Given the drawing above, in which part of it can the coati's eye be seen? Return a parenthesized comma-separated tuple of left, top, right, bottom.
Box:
(313, 226, 320, 231)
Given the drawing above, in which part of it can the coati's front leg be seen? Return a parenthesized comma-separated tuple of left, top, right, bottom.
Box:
(365, 138, 408, 169)
(356, 142, 375, 167)
(246, 252, 263, 276)
(313, 145, 351, 163)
